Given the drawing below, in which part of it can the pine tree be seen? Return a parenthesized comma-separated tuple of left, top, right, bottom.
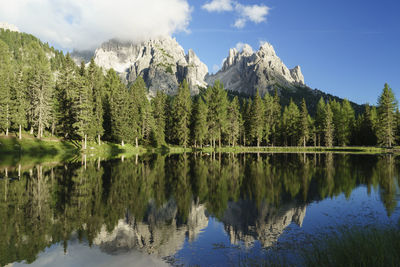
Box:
(110, 77, 131, 146)
(299, 99, 310, 147)
(73, 62, 94, 149)
(172, 80, 192, 148)
(324, 103, 334, 147)
(271, 89, 281, 146)
(227, 96, 241, 147)
(377, 83, 397, 147)
(10, 64, 28, 139)
(330, 99, 341, 146)
(263, 93, 274, 145)
(87, 58, 104, 145)
(205, 80, 228, 148)
(55, 54, 78, 139)
(249, 89, 264, 147)
(28, 50, 53, 138)
(192, 97, 208, 148)
(339, 99, 355, 146)
(0, 40, 12, 136)
(151, 90, 167, 147)
(129, 76, 152, 146)
(281, 99, 300, 146)
(315, 97, 326, 146)
(103, 68, 121, 141)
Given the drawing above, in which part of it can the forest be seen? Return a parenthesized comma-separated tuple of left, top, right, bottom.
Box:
(0, 28, 398, 149)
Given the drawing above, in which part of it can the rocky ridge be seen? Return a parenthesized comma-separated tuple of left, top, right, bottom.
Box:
(92, 36, 208, 96)
(0, 22, 19, 32)
(206, 42, 305, 96)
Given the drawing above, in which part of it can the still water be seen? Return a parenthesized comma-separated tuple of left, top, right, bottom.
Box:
(1, 153, 399, 266)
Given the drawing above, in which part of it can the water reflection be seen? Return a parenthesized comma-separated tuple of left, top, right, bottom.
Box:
(0, 153, 399, 266)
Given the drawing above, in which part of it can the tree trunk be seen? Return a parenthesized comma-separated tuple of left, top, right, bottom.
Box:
(5, 128, 8, 136)
(30, 127, 34, 135)
(121, 140, 124, 147)
(98, 134, 101, 145)
(135, 137, 138, 148)
(19, 125, 22, 140)
(257, 137, 260, 148)
(84, 134, 87, 150)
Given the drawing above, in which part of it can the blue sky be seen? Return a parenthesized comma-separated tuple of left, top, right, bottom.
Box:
(175, 0, 400, 104)
(1, 0, 399, 105)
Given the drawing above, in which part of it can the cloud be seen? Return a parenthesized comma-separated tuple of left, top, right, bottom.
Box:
(202, 0, 270, 28)
(212, 64, 220, 72)
(202, 0, 233, 12)
(235, 4, 269, 24)
(0, 0, 192, 50)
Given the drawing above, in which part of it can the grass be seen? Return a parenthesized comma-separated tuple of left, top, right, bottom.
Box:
(302, 226, 400, 267)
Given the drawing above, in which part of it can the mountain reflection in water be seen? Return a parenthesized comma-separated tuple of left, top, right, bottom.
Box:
(0, 153, 399, 266)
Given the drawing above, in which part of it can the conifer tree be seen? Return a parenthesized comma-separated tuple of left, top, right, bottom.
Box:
(377, 83, 397, 147)
(205, 80, 228, 148)
(192, 97, 208, 148)
(249, 89, 264, 147)
(339, 99, 355, 146)
(103, 68, 121, 141)
(0, 40, 12, 136)
(151, 90, 167, 147)
(10, 65, 28, 139)
(315, 97, 326, 146)
(263, 93, 274, 145)
(130, 76, 153, 145)
(55, 54, 78, 139)
(324, 103, 334, 147)
(271, 89, 281, 146)
(281, 99, 300, 146)
(110, 78, 131, 146)
(87, 58, 104, 144)
(73, 62, 94, 149)
(227, 96, 241, 147)
(242, 98, 252, 146)
(172, 80, 192, 148)
(28, 50, 53, 138)
(299, 99, 310, 147)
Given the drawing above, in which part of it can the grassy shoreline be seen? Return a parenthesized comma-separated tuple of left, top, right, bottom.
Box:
(1, 136, 398, 165)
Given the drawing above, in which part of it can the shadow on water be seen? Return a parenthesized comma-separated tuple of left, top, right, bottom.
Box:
(0, 153, 399, 266)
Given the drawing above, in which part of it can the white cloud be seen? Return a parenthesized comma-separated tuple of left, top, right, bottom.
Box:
(203, 0, 270, 29)
(202, 0, 233, 12)
(0, 0, 192, 50)
(235, 42, 245, 51)
(212, 64, 220, 72)
(234, 3, 269, 28)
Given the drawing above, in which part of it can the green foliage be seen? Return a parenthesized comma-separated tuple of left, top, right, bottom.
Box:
(0, 40, 12, 134)
(249, 89, 264, 146)
(377, 83, 397, 147)
(281, 99, 300, 146)
(192, 96, 208, 147)
(151, 90, 167, 146)
(171, 80, 192, 147)
(324, 103, 334, 147)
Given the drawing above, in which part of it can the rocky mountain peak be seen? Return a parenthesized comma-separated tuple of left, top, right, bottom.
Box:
(92, 35, 208, 96)
(207, 41, 305, 96)
(0, 22, 19, 32)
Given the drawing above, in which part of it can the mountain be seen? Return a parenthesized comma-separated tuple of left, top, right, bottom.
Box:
(206, 43, 305, 96)
(80, 36, 208, 96)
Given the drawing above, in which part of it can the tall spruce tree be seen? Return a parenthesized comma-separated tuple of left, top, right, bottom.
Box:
(227, 96, 241, 147)
(192, 97, 208, 148)
(130, 76, 152, 146)
(249, 89, 264, 147)
(0, 40, 12, 136)
(28, 49, 53, 138)
(324, 103, 334, 147)
(339, 99, 355, 146)
(55, 54, 78, 139)
(299, 99, 310, 147)
(87, 58, 104, 144)
(151, 90, 167, 146)
(172, 80, 192, 148)
(281, 99, 300, 146)
(271, 89, 281, 146)
(263, 93, 274, 145)
(10, 65, 28, 139)
(315, 97, 326, 146)
(205, 80, 228, 148)
(377, 83, 397, 147)
(103, 68, 121, 141)
(73, 62, 94, 149)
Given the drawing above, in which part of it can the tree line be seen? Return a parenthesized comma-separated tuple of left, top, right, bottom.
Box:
(0, 30, 398, 148)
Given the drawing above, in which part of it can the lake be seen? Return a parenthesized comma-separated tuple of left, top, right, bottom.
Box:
(1, 153, 399, 266)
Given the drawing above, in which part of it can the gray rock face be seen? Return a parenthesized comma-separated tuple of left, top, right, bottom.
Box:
(93, 36, 208, 96)
(220, 200, 306, 248)
(206, 42, 305, 96)
(0, 22, 19, 32)
(93, 200, 208, 257)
